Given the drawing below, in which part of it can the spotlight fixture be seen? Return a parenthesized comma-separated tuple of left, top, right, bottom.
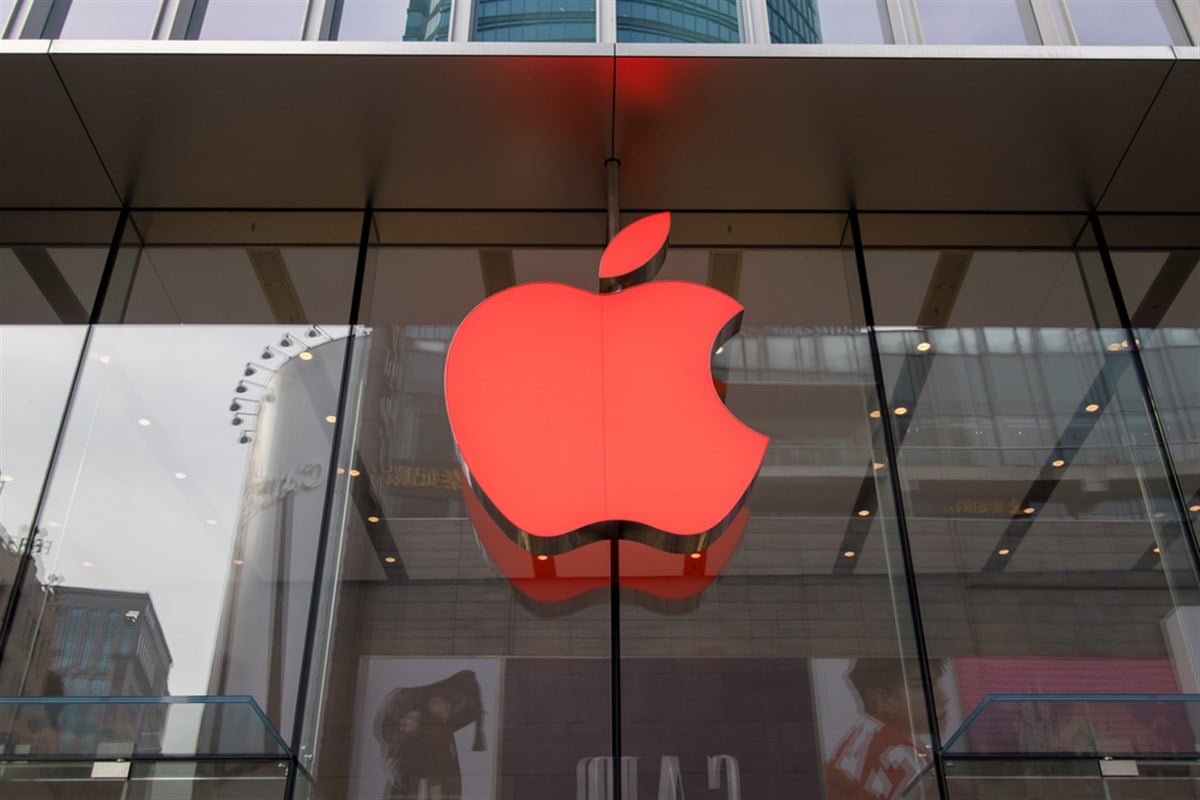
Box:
(689, 552, 702, 559)
(997, 548, 1011, 556)
(843, 550, 855, 558)
(857, 509, 871, 517)
(1084, 403, 1100, 413)
(235, 378, 269, 394)
(916, 341, 933, 352)
(260, 345, 289, 361)
(298, 351, 314, 361)
(1022, 506, 1036, 515)
(229, 397, 261, 413)
(231, 412, 258, 427)
(238, 432, 253, 444)
(243, 362, 275, 378)
(1051, 458, 1066, 468)
(305, 325, 333, 342)
(535, 555, 548, 562)
(367, 515, 380, 523)
(869, 410, 882, 419)
(894, 407, 909, 416)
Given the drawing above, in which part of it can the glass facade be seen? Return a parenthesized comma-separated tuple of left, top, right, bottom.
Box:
(2, 209, 1197, 798)
(3, 0, 1194, 45)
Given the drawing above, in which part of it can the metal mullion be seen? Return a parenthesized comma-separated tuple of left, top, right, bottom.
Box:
(449, 0, 474, 42)
(0, 207, 129, 691)
(848, 209, 950, 800)
(285, 208, 372, 796)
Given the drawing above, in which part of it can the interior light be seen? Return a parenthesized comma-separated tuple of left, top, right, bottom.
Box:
(842, 550, 855, 558)
(0, 473, 13, 482)
(893, 407, 909, 416)
(205, 519, 217, 526)
(872, 462, 886, 470)
(97, 355, 111, 364)
(535, 554, 549, 561)
(298, 351, 314, 361)
(1051, 459, 1066, 468)
(233, 559, 244, 566)
(916, 341, 932, 352)
(337, 467, 346, 474)
(1022, 506, 1035, 515)
(384, 556, 397, 564)
(1189, 504, 1200, 512)
(857, 509, 871, 517)
(325, 415, 337, 423)
(869, 410, 881, 419)
(367, 515, 380, 523)
(81, 561, 94, 568)
(349, 469, 361, 477)
(689, 552, 702, 559)
(1084, 403, 1100, 413)
(174, 472, 187, 480)
(44, 521, 60, 528)
(997, 549, 1011, 556)
(1106, 342, 1121, 352)
(1153, 511, 1165, 519)
(137, 418, 151, 427)
(714, 346, 724, 355)
(1153, 546, 1160, 554)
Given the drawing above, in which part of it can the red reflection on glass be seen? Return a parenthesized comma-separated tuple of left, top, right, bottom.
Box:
(464, 478, 748, 604)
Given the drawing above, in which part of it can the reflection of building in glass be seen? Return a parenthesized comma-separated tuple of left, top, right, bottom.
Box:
(1, 585, 172, 756)
(474, 0, 597, 41)
(44, 587, 171, 700)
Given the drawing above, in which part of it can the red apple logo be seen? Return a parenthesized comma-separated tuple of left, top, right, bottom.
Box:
(444, 212, 768, 557)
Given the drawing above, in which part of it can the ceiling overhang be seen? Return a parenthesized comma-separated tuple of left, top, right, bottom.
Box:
(2, 41, 1196, 212)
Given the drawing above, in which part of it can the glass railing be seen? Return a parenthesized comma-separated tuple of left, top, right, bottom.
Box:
(0, 695, 290, 761)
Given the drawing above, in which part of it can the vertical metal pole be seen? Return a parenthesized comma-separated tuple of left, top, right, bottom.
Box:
(605, 156, 623, 800)
(848, 209, 950, 800)
(606, 157, 621, 243)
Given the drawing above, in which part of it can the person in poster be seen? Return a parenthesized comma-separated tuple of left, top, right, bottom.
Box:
(824, 659, 944, 800)
(373, 670, 487, 800)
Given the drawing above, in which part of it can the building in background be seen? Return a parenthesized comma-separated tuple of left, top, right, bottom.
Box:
(0, 1, 1198, 799)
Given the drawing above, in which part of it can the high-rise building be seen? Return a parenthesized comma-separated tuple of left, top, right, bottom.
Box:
(1, 2, 1198, 799)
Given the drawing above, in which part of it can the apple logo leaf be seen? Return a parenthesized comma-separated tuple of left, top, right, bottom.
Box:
(599, 211, 671, 294)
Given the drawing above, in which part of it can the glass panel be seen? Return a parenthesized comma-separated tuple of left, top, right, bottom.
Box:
(473, 0, 596, 41)
(1066, 0, 1190, 45)
(0, 210, 113, 701)
(861, 216, 1200, 769)
(58, 0, 160, 39)
(304, 235, 611, 797)
(0, 696, 289, 759)
(614, 229, 937, 798)
(809, 0, 893, 44)
(198, 0, 309, 40)
(1106, 217, 1200, 710)
(944, 757, 1200, 800)
(917, 0, 1039, 45)
(766, 0, 823, 43)
(617, 0, 741, 43)
(0, 759, 295, 800)
(0, 212, 359, 769)
(336, 0, 452, 41)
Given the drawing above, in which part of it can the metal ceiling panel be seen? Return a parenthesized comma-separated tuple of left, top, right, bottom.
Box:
(612, 47, 1174, 212)
(47, 43, 614, 209)
(0, 42, 118, 207)
(1100, 51, 1200, 212)
(5, 42, 1190, 212)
